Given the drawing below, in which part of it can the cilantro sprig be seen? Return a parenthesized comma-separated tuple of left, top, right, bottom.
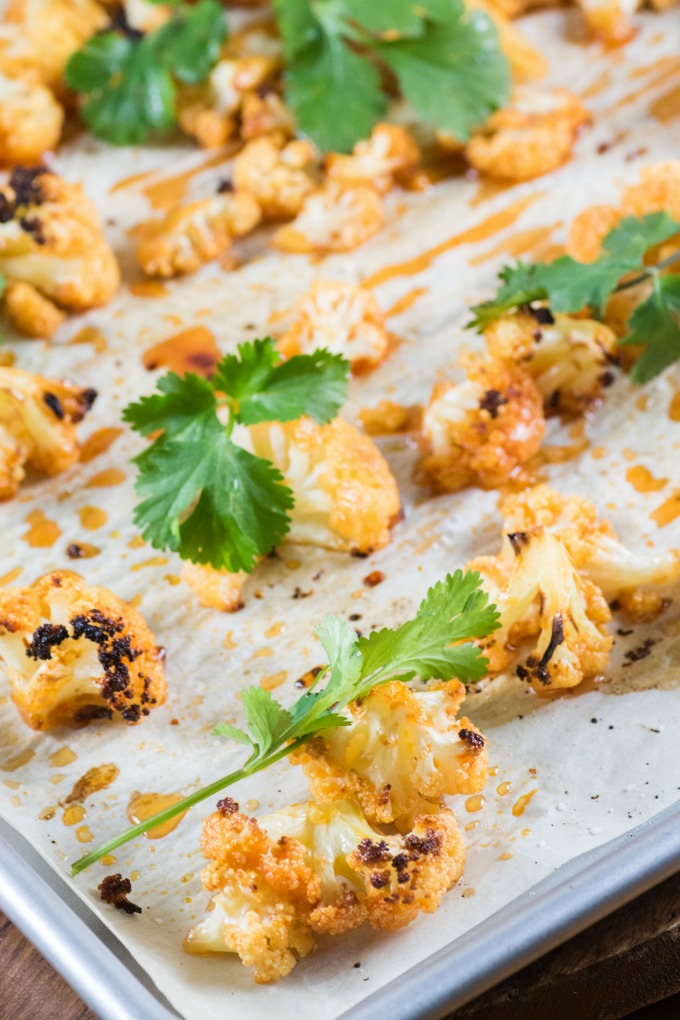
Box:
(468, 213, 680, 383)
(72, 570, 499, 874)
(64, 0, 227, 145)
(276, 0, 510, 152)
(123, 339, 348, 572)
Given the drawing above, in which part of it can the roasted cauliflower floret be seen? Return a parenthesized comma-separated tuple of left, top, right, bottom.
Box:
(136, 187, 261, 277)
(186, 797, 464, 983)
(326, 124, 420, 195)
(577, 0, 638, 43)
(419, 355, 545, 493)
(0, 68, 62, 165)
(181, 562, 249, 613)
(178, 55, 278, 148)
(278, 280, 389, 375)
(3, 0, 108, 90)
(244, 416, 401, 554)
(232, 137, 319, 220)
(122, 0, 172, 33)
(0, 166, 120, 316)
(465, 87, 590, 181)
(273, 181, 384, 254)
(290, 681, 488, 828)
(470, 529, 612, 692)
(4, 280, 65, 337)
(0, 365, 95, 498)
(484, 308, 619, 414)
(0, 570, 166, 730)
(500, 485, 680, 621)
(240, 86, 295, 144)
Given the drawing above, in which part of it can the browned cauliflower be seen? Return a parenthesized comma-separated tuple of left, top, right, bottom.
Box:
(0, 365, 95, 498)
(3, 0, 108, 92)
(484, 308, 619, 414)
(469, 529, 612, 692)
(577, 0, 639, 43)
(243, 416, 401, 554)
(185, 797, 464, 983)
(465, 87, 590, 181)
(181, 562, 249, 613)
(0, 167, 120, 331)
(0, 570, 167, 730)
(290, 681, 488, 829)
(419, 355, 545, 493)
(277, 280, 389, 375)
(121, 0, 172, 33)
(4, 280, 65, 337)
(0, 68, 63, 165)
(136, 187, 261, 277)
(240, 87, 295, 145)
(232, 137, 319, 220)
(325, 124, 420, 195)
(500, 485, 680, 621)
(273, 181, 384, 254)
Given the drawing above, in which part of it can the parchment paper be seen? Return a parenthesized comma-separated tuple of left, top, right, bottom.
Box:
(1, 9, 680, 1018)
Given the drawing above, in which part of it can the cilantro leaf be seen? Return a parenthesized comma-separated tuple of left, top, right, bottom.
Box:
(124, 340, 349, 570)
(212, 723, 254, 747)
(275, 0, 507, 152)
(624, 275, 680, 384)
(469, 213, 680, 330)
(357, 570, 499, 686)
(213, 339, 349, 426)
(283, 28, 387, 153)
(240, 687, 293, 755)
(377, 6, 511, 143)
(65, 0, 226, 145)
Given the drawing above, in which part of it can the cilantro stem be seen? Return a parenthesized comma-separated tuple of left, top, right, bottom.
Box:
(71, 737, 308, 875)
(613, 248, 680, 294)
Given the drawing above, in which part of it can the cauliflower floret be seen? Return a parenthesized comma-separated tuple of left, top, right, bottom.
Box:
(273, 181, 384, 254)
(181, 562, 249, 613)
(240, 86, 295, 145)
(186, 798, 464, 982)
(325, 124, 420, 195)
(0, 68, 62, 165)
(0, 365, 95, 498)
(122, 0, 172, 33)
(567, 204, 623, 264)
(244, 416, 401, 554)
(136, 187, 261, 277)
(577, 0, 638, 43)
(484, 308, 620, 414)
(479, 0, 556, 17)
(465, 87, 590, 181)
(290, 681, 488, 828)
(470, 529, 612, 692)
(0, 570, 166, 730)
(232, 137, 319, 220)
(500, 485, 680, 621)
(278, 280, 389, 375)
(3, 0, 108, 91)
(178, 56, 278, 148)
(419, 355, 545, 492)
(4, 280, 65, 337)
(0, 166, 120, 315)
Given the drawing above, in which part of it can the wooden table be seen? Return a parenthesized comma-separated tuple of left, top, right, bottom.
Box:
(3, 873, 680, 1019)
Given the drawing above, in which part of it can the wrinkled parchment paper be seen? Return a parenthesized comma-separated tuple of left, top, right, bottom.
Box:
(1, 10, 680, 1018)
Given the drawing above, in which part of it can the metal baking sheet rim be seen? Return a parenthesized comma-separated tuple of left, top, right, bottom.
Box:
(2, 801, 680, 1020)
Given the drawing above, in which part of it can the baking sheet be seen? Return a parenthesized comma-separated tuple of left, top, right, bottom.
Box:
(1, 9, 680, 1020)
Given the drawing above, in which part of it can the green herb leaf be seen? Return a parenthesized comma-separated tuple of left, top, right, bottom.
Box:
(214, 339, 349, 426)
(377, 7, 510, 143)
(625, 275, 680, 384)
(64, 0, 226, 145)
(72, 569, 499, 874)
(123, 341, 349, 571)
(469, 213, 680, 331)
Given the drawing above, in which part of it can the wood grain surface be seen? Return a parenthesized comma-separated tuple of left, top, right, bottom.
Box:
(2, 874, 680, 1020)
